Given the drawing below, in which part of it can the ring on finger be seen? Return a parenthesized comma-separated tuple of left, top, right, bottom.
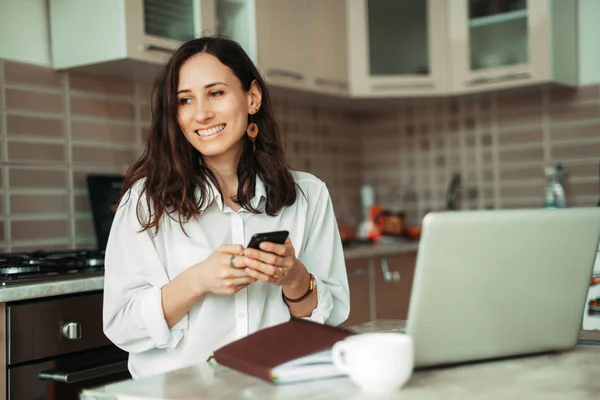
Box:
(229, 255, 236, 268)
(279, 266, 284, 277)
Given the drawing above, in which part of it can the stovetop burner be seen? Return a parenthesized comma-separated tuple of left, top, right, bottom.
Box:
(0, 249, 105, 286)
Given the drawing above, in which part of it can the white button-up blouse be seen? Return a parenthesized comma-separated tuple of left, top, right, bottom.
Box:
(102, 171, 350, 378)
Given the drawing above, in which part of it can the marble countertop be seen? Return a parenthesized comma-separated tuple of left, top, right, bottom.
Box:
(80, 319, 600, 400)
(0, 275, 104, 302)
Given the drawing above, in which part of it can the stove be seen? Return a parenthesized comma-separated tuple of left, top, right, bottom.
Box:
(0, 249, 105, 287)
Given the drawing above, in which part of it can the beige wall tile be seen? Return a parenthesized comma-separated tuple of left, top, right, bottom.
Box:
(74, 194, 91, 212)
(549, 84, 600, 105)
(4, 60, 64, 88)
(499, 147, 544, 164)
(552, 142, 600, 159)
(70, 97, 135, 119)
(72, 145, 136, 166)
(69, 73, 134, 96)
(8, 141, 66, 163)
(75, 218, 95, 236)
(7, 114, 64, 138)
(9, 168, 67, 188)
(550, 121, 600, 142)
(498, 127, 543, 146)
(566, 181, 598, 197)
(500, 166, 545, 181)
(10, 194, 69, 214)
(549, 104, 600, 123)
(5, 88, 64, 113)
(71, 120, 136, 145)
(11, 220, 69, 240)
(500, 184, 545, 198)
(497, 108, 543, 129)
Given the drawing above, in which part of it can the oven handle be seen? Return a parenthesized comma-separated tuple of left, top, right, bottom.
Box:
(38, 360, 128, 384)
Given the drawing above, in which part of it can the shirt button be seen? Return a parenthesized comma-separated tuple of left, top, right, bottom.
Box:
(238, 312, 245, 319)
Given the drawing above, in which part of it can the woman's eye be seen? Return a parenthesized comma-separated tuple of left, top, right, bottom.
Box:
(209, 90, 224, 98)
(178, 97, 191, 105)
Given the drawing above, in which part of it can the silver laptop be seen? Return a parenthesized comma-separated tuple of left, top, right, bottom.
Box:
(404, 208, 600, 368)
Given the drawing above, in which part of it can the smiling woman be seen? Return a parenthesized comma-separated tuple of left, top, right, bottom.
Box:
(101, 36, 350, 380)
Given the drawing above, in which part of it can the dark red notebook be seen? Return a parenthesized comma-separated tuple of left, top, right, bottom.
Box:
(211, 319, 354, 384)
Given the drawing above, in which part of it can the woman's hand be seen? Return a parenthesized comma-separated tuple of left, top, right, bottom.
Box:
(243, 238, 306, 287)
(184, 244, 256, 296)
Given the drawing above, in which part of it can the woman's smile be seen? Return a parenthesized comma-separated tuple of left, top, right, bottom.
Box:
(196, 123, 226, 138)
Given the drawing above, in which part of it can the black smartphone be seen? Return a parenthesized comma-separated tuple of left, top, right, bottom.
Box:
(246, 230, 289, 249)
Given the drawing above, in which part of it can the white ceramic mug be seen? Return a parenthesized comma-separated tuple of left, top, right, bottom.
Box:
(331, 332, 414, 393)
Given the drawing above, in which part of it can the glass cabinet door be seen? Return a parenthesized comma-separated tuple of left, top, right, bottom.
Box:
(215, 0, 257, 62)
(449, 0, 551, 92)
(468, 0, 528, 71)
(347, 0, 449, 96)
(367, 0, 430, 77)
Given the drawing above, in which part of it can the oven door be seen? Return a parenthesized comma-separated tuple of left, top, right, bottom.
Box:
(8, 345, 130, 400)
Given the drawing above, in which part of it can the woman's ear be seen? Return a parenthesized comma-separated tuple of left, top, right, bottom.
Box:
(247, 80, 263, 114)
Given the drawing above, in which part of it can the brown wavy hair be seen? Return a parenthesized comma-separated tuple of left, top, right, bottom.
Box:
(121, 36, 297, 233)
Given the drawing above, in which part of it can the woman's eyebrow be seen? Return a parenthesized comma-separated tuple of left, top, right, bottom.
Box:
(177, 82, 228, 95)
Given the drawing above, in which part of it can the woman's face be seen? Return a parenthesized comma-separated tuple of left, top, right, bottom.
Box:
(176, 53, 261, 164)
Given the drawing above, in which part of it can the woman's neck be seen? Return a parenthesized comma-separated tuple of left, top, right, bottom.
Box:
(205, 156, 239, 202)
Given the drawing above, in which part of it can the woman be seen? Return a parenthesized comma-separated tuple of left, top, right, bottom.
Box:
(102, 36, 350, 379)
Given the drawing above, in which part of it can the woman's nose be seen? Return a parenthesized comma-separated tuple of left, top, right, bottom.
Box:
(193, 100, 214, 122)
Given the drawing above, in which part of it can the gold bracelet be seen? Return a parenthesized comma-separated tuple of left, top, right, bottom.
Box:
(282, 273, 315, 303)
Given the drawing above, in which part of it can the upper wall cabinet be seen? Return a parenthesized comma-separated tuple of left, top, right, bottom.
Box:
(49, 0, 215, 76)
(217, 0, 349, 96)
(449, 0, 551, 93)
(346, 0, 450, 98)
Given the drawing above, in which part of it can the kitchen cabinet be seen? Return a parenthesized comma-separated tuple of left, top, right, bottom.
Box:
(49, 0, 215, 74)
(374, 254, 417, 321)
(342, 257, 373, 327)
(342, 251, 417, 327)
(448, 0, 550, 93)
(346, 0, 450, 97)
(307, 0, 349, 96)
(254, 0, 308, 90)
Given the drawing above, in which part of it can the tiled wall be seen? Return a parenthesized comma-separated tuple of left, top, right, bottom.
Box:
(360, 84, 600, 225)
(0, 57, 598, 250)
(0, 59, 363, 251)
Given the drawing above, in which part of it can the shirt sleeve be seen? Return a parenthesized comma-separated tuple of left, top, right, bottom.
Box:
(103, 185, 188, 353)
(298, 181, 350, 326)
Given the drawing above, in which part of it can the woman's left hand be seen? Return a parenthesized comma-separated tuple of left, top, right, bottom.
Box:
(242, 238, 304, 286)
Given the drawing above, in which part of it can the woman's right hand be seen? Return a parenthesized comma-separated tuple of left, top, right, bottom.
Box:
(184, 244, 255, 296)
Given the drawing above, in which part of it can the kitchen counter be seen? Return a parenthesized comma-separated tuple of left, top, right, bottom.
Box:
(343, 240, 419, 259)
(1, 243, 417, 302)
(80, 319, 600, 400)
(0, 275, 104, 302)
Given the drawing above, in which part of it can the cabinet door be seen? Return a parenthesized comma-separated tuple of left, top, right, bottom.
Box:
(342, 257, 373, 328)
(374, 253, 417, 320)
(215, 0, 258, 62)
(346, 0, 449, 97)
(125, 0, 215, 64)
(307, 0, 348, 96)
(449, 0, 550, 93)
(255, 0, 308, 89)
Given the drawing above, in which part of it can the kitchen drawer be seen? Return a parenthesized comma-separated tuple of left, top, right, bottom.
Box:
(7, 291, 111, 364)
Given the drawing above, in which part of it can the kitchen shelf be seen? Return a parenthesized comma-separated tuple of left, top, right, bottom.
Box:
(469, 10, 527, 28)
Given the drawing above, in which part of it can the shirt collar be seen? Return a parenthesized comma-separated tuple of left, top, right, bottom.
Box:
(197, 175, 267, 213)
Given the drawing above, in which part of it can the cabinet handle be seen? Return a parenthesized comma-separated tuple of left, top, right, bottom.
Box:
(143, 44, 175, 54)
(465, 70, 531, 86)
(61, 321, 82, 340)
(265, 69, 305, 81)
(380, 257, 401, 283)
(371, 82, 435, 91)
(314, 77, 348, 89)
